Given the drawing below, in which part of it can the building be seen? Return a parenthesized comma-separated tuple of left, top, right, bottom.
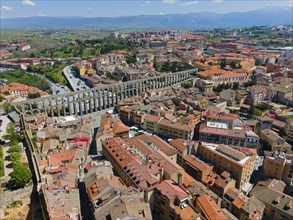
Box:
(75, 60, 95, 75)
(41, 186, 81, 220)
(235, 89, 248, 105)
(250, 179, 293, 220)
(183, 155, 213, 183)
(148, 150, 185, 185)
(220, 89, 237, 106)
(143, 114, 161, 133)
(246, 85, 269, 105)
(84, 160, 152, 220)
(102, 137, 184, 196)
(198, 123, 259, 148)
(263, 152, 293, 192)
(154, 180, 199, 220)
(157, 118, 195, 140)
(102, 138, 159, 191)
(0, 82, 47, 98)
(196, 79, 214, 94)
(260, 129, 291, 152)
(135, 134, 178, 161)
(223, 188, 265, 220)
(169, 139, 199, 167)
(119, 107, 146, 128)
(197, 143, 256, 190)
(197, 68, 250, 86)
(96, 114, 129, 154)
(196, 195, 227, 220)
(194, 61, 212, 71)
(284, 119, 293, 142)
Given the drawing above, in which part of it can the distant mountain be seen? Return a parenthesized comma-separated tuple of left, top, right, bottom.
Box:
(1, 6, 292, 29)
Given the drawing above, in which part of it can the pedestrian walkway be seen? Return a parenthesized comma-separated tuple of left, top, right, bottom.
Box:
(0, 115, 13, 177)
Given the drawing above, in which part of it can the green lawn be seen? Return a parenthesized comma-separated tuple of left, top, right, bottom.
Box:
(0, 69, 50, 91)
(0, 146, 4, 177)
(283, 115, 293, 119)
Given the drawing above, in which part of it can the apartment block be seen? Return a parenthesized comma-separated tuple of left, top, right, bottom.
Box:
(250, 179, 293, 220)
(260, 129, 291, 152)
(197, 143, 256, 190)
(154, 180, 199, 220)
(169, 139, 199, 167)
(199, 123, 259, 148)
(157, 118, 195, 140)
(263, 152, 293, 192)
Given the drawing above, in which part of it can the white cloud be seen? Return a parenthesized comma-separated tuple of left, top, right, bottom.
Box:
(37, 13, 46, 16)
(1, 6, 13, 11)
(159, 12, 166, 15)
(163, 0, 176, 4)
(22, 0, 36, 6)
(180, 1, 199, 6)
(212, 0, 224, 3)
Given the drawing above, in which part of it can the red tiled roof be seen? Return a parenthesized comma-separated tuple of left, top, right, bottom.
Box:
(157, 180, 189, 201)
(196, 195, 227, 220)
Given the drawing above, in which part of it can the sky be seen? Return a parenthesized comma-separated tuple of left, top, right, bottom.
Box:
(1, 0, 292, 18)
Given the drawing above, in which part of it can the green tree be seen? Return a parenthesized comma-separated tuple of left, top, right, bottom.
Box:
(230, 61, 237, 69)
(134, 132, 145, 137)
(232, 82, 239, 90)
(10, 152, 21, 164)
(220, 58, 226, 69)
(183, 82, 192, 89)
(10, 163, 31, 188)
(8, 144, 20, 153)
(126, 55, 137, 64)
(28, 92, 40, 99)
(255, 58, 262, 66)
(3, 102, 11, 113)
(4, 123, 17, 142)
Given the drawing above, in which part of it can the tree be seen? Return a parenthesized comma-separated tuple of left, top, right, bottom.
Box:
(8, 144, 20, 153)
(3, 102, 11, 113)
(10, 163, 31, 188)
(134, 132, 145, 137)
(183, 82, 192, 89)
(126, 55, 137, 64)
(232, 82, 239, 90)
(255, 58, 262, 66)
(230, 61, 237, 69)
(28, 92, 40, 99)
(10, 152, 21, 164)
(220, 58, 226, 69)
(5, 123, 17, 142)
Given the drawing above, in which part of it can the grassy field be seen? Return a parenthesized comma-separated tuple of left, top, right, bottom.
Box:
(0, 69, 50, 91)
(283, 115, 293, 119)
(1, 29, 111, 45)
(0, 146, 4, 177)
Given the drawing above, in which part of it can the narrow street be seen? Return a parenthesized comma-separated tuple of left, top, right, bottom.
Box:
(0, 115, 13, 177)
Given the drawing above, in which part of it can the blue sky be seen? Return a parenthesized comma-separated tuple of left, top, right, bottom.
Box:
(1, 0, 292, 18)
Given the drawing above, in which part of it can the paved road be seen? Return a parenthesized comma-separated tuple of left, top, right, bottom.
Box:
(63, 65, 89, 92)
(0, 115, 13, 176)
(26, 71, 70, 95)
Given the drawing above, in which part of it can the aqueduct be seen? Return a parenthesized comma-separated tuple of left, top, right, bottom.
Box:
(12, 69, 197, 116)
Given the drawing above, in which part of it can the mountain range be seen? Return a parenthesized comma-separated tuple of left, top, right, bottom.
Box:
(1, 6, 292, 29)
